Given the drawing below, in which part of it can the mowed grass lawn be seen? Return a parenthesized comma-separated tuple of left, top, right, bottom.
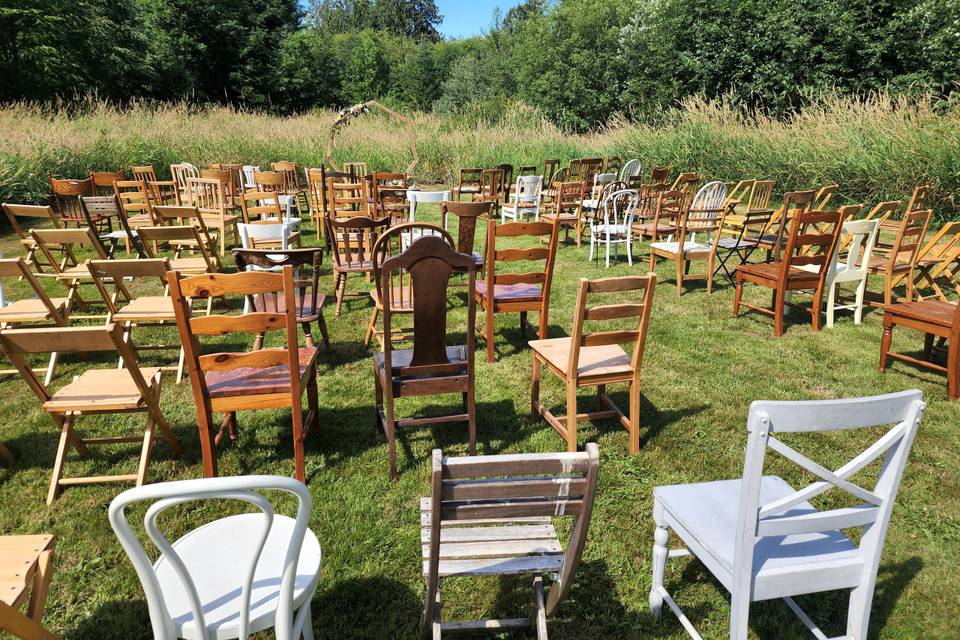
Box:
(0, 200, 957, 640)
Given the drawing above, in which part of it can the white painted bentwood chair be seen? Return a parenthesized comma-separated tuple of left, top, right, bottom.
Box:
(588, 188, 639, 267)
(650, 389, 925, 640)
(500, 175, 543, 223)
(620, 158, 641, 183)
(109, 475, 321, 640)
(820, 219, 880, 328)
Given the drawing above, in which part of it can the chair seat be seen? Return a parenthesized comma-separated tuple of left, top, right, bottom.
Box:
(0, 298, 68, 323)
(529, 337, 633, 381)
(0, 535, 54, 607)
(201, 214, 241, 227)
(155, 512, 321, 639)
(654, 476, 863, 601)
(542, 212, 578, 224)
(716, 237, 757, 250)
(591, 224, 630, 235)
(54, 264, 94, 280)
(581, 199, 599, 210)
(419, 498, 563, 578)
(632, 221, 674, 235)
(883, 299, 958, 327)
(376, 345, 468, 376)
(455, 186, 480, 194)
(370, 286, 415, 312)
(114, 296, 176, 322)
(127, 214, 154, 227)
(170, 256, 212, 273)
(475, 281, 542, 303)
(42, 367, 162, 412)
(204, 347, 317, 398)
(865, 257, 912, 273)
(252, 293, 326, 319)
(334, 260, 374, 273)
(736, 262, 821, 286)
(650, 240, 710, 255)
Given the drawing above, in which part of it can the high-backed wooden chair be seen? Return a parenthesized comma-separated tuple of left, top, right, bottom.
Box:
(30, 227, 113, 319)
(87, 258, 186, 382)
(733, 209, 843, 336)
(305, 167, 327, 240)
(271, 160, 302, 196)
(865, 208, 932, 305)
(374, 236, 476, 480)
(147, 179, 181, 206)
(421, 444, 600, 639)
(541, 181, 585, 246)
(476, 219, 560, 363)
(200, 167, 238, 204)
(371, 172, 409, 224)
(187, 176, 240, 255)
(88, 167, 125, 196)
(747, 179, 774, 211)
(574, 157, 603, 186)
(755, 189, 818, 260)
(880, 296, 960, 399)
(473, 168, 507, 207)
(531, 274, 656, 455)
(1, 203, 67, 273)
(168, 267, 319, 481)
(0, 257, 70, 384)
(170, 162, 199, 204)
(326, 215, 390, 317)
(0, 324, 180, 504)
(80, 195, 145, 258)
(232, 247, 330, 350)
(541, 159, 560, 187)
(254, 170, 300, 219)
(209, 162, 244, 202)
(454, 168, 483, 201)
(439, 200, 490, 266)
(131, 165, 157, 184)
(0, 534, 58, 640)
(48, 175, 96, 229)
(327, 177, 368, 219)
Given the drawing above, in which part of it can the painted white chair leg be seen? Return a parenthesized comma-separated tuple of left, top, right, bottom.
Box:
(826, 281, 837, 328)
(854, 278, 868, 324)
(605, 231, 611, 268)
(845, 581, 875, 639)
(588, 232, 595, 262)
(301, 602, 315, 640)
(650, 524, 669, 620)
(729, 595, 750, 640)
(626, 235, 633, 266)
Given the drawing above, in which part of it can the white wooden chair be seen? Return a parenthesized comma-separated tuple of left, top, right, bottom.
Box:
(817, 219, 880, 327)
(109, 475, 321, 640)
(588, 188, 638, 267)
(421, 444, 600, 639)
(620, 159, 641, 183)
(501, 175, 543, 223)
(241, 165, 259, 191)
(238, 222, 297, 251)
(580, 172, 617, 215)
(406, 189, 451, 222)
(650, 389, 925, 640)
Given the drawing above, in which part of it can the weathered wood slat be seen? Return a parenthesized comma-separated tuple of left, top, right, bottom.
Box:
(191, 312, 286, 336)
(441, 477, 587, 501)
(441, 500, 582, 520)
(426, 553, 564, 577)
(420, 524, 557, 544)
(424, 538, 563, 559)
(441, 453, 590, 479)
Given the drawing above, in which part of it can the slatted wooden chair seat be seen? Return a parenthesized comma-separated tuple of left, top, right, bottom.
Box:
(43, 367, 163, 412)
(204, 347, 318, 399)
(29, 227, 114, 322)
(0, 534, 58, 640)
(881, 299, 957, 325)
(735, 262, 823, 287)
(168, 256, 211, 273)
(0, 298, 69, 323)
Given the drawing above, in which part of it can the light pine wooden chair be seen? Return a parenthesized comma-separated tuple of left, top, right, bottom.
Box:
(137, 224, 221, 276)
(880, 296, 960, 399)
(421, 444, 600, 640)
(530, 274, 656, 455)
(29, 227, 115, 321)
(906, 221, 960, 301)
(109, 476, 320, 640)
(187, 177, 240, 255)
(131, 165, 158, 185)
(1, 203, 67, 274)
(864, 208, 932, 306)
(0, 534, 58, 640)
(151, 205, 222, 270)
(0, 324, 180, 504)
(817, 219, 880, 327)
(650, 390, 925, 640)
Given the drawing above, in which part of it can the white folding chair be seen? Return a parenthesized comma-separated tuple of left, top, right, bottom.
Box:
(650, 390, 925, 640)
(821, 219, 880, 327)
(500, 175, 543, 223)
(588, 188, 638, 267)
(109, 475, 321, 640)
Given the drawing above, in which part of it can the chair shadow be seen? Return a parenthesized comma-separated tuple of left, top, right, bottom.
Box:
(490, 322, 566, 359)
(311, 575, 423, 639)
(68, 598, 153, 639)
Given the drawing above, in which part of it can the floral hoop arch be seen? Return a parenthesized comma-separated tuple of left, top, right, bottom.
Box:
(324, 100, 419, 175)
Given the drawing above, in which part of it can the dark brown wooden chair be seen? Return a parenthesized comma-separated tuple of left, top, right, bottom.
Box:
(650, 166, 670, 182)
(475, 219, 560, 362)
(880, 298, 960, 399)
(371, 172, 409, 224)
(326, 215, 390, 317)
(374, 235, 477, 480)
(453, 168, 483, 201)
(168, 266, 319, 481)
(733, 209, 843, 336)
(48, 175, 97, 230)
(232, 247, 330, 350)
(440, 200, 491, 267)
(541, 181, 585, 246)
(754, 189, 817, 260)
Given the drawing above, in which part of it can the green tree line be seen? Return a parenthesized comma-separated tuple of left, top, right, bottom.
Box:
(1, 0, 957, 130)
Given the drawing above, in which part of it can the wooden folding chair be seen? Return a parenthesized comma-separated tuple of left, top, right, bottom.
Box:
(907, 222, 960, 301)
(151, 205, 220, 262)
(168, 266, 319, 481)
(1, 203, 67, 274)
(113, 180, 156, 230)
(374, 236, 477, 479)
(29, 227, 114, 320)
(0, 324, 180, 504)
(531, 274, 656, 454)
(475, 219, 560, 363)
(754, 189, 818, 261)
(48, 176, 95, 230)
(254, 170, 301, 220)
(326, 215, 390, 317)
(669, 171, 700, 197)
(87, 258, 187, 383)
(733, 209, 843, 336)
(421, 444, 600, 639)
(79, 195, 145, 258)
(327, 176, 369, 219)
(305, 167, 327, 241)
(0, 535, 58, 640)
(137, 224, 221, 276)
(864, 208, 932, 305)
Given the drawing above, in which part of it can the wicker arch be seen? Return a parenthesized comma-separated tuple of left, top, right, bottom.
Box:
(324, 101, 419, 175)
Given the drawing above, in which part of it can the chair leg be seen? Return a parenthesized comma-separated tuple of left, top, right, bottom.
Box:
(565, 384, 577, 452)
(628, 379, 640, 455)
(335, 273, 346, 318)
(364, 306, 380, 348)
(532, 576, 549, 640)
(879, 319, 894, 372)
(732, 273, 744, 318)
(948, 338, 960, 401)
(675, 258, 683, 297)
(854, 277, 868, 324)
(317, 312, 331, 348)
(43, 351, 59, 386)
(729, 594, 751, 640)
(300, 602, 315, 640)
(27, 548, 54, 621)
(308, 367, 320, 434)
(826, 281, 837, 328)
(292, 400, 306, 483)
(811, 285, 824, 332)
(46, 415, 75, 505)
(135, 412, 156, 486)
(649, 518, 669, 620)
(0, 602, 60, 640)
(773, 288, 786, 336)
(530, 354, 541, 424)
(485, 309, 495, 363)
(384, 387, 398, 481)
(464, 387, 476, 456)
(197, 410, 218, 478)
(845, 580, 875, 640)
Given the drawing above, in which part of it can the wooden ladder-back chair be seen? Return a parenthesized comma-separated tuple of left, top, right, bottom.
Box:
(421, 444, 600, 639)
(371, 172, 409, 224)
(375, 236, 477, 480)
(187, 177, 240, 255)
(755, 189, 818, 261)
(865, 208, 932, 306)
(48, 176, 96, 230)
(80, 195, 145, 258)
(0, 534, 58, 640)
(905, 184, 930, 214)
(170, 162, 199, 203)
(0, 257, 70, 384)
(440, 200, 490, 268)
(305, 167, 327, 241)
(138, 225, 221, 278)
(88, 168, 125, 196)
(475, 219, 560, 363)
(541, 181, 585, 246)
(650, 390, 925, 640)
(364, 223, 454, 348)
(650, 166, 670, 182)
(0, 324, 180, 504)
(327, 177, 368, 220)
(87, 258, 187, 383)
(531, 274, 656, 454)
(453, 168, 483, 201)
(209, 162, 244, 202)
(233, 247, 330, 350)
(168, 267, 319, 481)
(326, 215, 390, 317)
(238, 190, 301, 249)
(29, 227, 113, 320)
(131, 165, 157, 184)
(733, 209, 843, 336)
(906, 221, 960, 301)
(1, 203, 67, 273)
(200, 167, 237, 204)
(147, 179, 180, 206)
(633, 189, 687, 243)
(271, 160, 301, 195)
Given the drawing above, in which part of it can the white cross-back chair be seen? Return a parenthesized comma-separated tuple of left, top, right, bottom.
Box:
(588, 188, 638, 267)
(620, 159, 641, 183)
(501, 175, 543, 223)
(650, 389, 925, 640)
(820, 219, 880, 327)
(109, 475, 321, 640)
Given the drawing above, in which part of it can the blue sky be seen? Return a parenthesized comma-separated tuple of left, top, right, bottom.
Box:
(436, 1, 523, 39)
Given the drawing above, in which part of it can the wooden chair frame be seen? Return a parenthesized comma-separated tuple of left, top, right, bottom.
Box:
(29, 227, 114, 320)
(0, 535, 58, 640)
(186, 177, 240, 255)
(541, 181, 585, 246)
(866, 209, 932, 306)
(151, 205, 222, 271)
(1, 203, 67, 273)
(880, 297, 960, 399)
(326, 215, 390, 317)
(48, 175, 96, 230)
(80, 195, 145, 258)
(907, 221, 960, 301)
(88, 167, 125, 196)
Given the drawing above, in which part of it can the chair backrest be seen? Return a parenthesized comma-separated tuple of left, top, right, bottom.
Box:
(440, 200, 491, 256)
(200, 167, 236, 201)
(600, 188, 639, 228)
(407, 190, 451, 222)
(379, 235, 474, 377)
(457, 168, 483, 190)
(239, 190, 285, 224)
(905, 185, 930, 213)
(372, 172, 409, 224)
(325, 215, 390, 270)
(89, 168, 126, 195)
(494, 163, 514, 189)
(373, 222, 454, 311)
(187, 177, 228, 220)
(779, 209, 843, 283)
(619, 159, 641, 182)
(114, 179, 155, 224)
(81, 195, 144, 255)
(553, 181, 586, 217)
(765, 189, 817, 251)
(49, 176, 94, 221)
(108, 475, 314, 640)
(168, 266, 302, 406)
(87, 258, 168, 315)
(253, 170, 286, 195)
(2, 203, 60, 240)
(670, 172, 700, 196)
(726, 179, 755, 207)
(305, 168, 326, 219)
(343, 161, 368, 178)
(575, 158, 603, 185)
(209, 163, 244, 199)
(885, 208, 932, 271)
(590, 172, 617, 199)
(170, 163, 199, 196)
(233, 248, 323, 319)
(131, 165, 157, 184)
(0, 258, 66, 322)
(647, 190, 688, 240)
(512, 175, 543, 205)
(424, 443, 600, 620)
(813, 183, 839, 210)
(271, 161, 300, 193)
(327, 178, 367, 219)
(635, 182, 669, 219)
(748, 180, 774, 211)
(650, 166, 670, 182)
(30, 227, 109, 269)
(152, 205, 215, 246)
(541, 160, 560, 186)
(732, 390, 925, 597)
(604, 156, 622, 175)
(517, 164, 537, 178)
(689, 180, 728, 216)
(148, 180, 181, 206)
(238, 222, 295, 250)
(479, 169, 506, 199)
(240, 165, 259, 190)
(831, 219, 880, 279)
(483, 219, 560, 307)
(138, 223, 218, 273)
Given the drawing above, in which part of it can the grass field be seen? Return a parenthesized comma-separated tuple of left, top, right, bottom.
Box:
(0, 203, 957, 640)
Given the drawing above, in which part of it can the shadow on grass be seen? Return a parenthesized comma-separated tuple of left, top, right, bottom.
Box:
(68, 598, 153, 640)
(313, 575, 422, 639)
